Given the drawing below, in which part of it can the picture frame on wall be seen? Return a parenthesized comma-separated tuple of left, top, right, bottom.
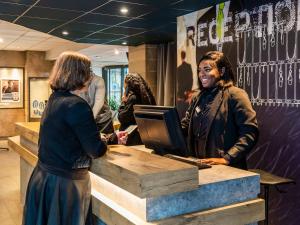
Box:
(0, 67, 24, 109)
(29, 77, 51, 121)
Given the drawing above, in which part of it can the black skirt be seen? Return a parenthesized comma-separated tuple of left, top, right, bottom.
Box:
(22, 162, 94, 225)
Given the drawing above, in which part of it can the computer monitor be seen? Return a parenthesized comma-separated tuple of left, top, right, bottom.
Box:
(133, 105, 189, 157)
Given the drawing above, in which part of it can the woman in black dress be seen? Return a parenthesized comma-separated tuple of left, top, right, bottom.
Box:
(118, 73, 156, 145)
(181, 51, 259, 169)
(22, 52, 107, 225)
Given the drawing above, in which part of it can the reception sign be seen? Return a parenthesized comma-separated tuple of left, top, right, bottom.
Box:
(177, 0, 300, 108)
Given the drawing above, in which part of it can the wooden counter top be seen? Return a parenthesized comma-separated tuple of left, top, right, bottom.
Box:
(15, 122, 39, 145)
(12, 122, 199, 198)
(91, 145, 198, 198)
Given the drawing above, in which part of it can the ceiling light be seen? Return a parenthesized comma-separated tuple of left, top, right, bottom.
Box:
(62, 31, 69, 36)
(120, 7, 128, 14)
(122, 41, 127, 45)
(114, 49, 120, 55)
(0, 38, 3, 43)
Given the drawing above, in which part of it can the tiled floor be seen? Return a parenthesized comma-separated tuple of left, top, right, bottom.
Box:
(0, 149, 22, 225)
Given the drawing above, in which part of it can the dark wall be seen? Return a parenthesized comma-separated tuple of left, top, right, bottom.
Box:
(177, 1, 300, 224)
(248, 106, 300, 225)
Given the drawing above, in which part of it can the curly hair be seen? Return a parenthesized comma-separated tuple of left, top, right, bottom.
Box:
(125, 73, 156, 105)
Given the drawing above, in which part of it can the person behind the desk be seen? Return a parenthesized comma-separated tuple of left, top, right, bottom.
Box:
(181, 51, 259, 169)
(118, 72, 156, 145)
(22, 52, 107, 225)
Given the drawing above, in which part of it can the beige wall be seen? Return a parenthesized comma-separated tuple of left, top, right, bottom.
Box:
(24, 51, 54, 122)
(128, 44, 158, 99)
(0, 51, 53, 137)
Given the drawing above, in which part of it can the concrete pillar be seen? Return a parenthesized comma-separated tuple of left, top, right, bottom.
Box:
(128, 44, 158, 99)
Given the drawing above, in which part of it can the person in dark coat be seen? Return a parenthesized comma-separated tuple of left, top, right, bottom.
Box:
(176, 50, 193, 100)
(181, 51, 259, 169)
(118, 72, 156, 145)
(22, 51, 107, 225)
(176, 50, 194, 119)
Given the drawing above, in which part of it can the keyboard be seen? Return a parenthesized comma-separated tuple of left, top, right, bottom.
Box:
(164, 154, 211, 170)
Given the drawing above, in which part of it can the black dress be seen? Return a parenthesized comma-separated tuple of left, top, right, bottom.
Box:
(22, 90, 107, 225)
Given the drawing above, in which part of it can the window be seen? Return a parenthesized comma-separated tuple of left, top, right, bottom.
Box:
(102, 65, 128, 109)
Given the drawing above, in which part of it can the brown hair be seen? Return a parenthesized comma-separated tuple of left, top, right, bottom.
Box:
(49, 51, 92, 91)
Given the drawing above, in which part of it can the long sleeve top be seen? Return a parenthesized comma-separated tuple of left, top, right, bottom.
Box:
(118, 93, 140, 131)
(79, 76, 112, 123)
(181, 85, 259, 169)
(38, 90, 107, 171)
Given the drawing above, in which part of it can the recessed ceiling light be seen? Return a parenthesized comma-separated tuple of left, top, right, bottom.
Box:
(0, 38, 3, 43)
(120, 7, 128, 14)
(114, 49, 120, 55)
(122, 41, 127, 45)
(62, 31, 69, 36)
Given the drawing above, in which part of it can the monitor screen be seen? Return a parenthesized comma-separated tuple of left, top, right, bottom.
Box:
(133, 105, 189, 157)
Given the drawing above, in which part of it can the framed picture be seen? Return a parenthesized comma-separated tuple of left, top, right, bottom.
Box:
(0, 67, 24, 108)
(29, 77, 51, 120)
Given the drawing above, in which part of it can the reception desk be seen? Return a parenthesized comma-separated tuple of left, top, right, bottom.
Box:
(8, 122, 264, 225)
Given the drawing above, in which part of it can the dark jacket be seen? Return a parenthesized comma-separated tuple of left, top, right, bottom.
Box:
(38, 91, 107, 172)
(181, 85, 259, 169)
(177, 61, 193, 99)
(118, 92, 142, 145)
(118, 93, 139, 131)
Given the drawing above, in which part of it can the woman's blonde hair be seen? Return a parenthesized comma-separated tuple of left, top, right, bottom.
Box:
(49, 51, 92, 91)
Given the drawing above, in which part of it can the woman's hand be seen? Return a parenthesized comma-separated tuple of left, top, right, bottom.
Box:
(100, 133, 108, 142)
(198, 158, 229, 165)
(116, 131, 128, 145)
(122, 94, 128, 103)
